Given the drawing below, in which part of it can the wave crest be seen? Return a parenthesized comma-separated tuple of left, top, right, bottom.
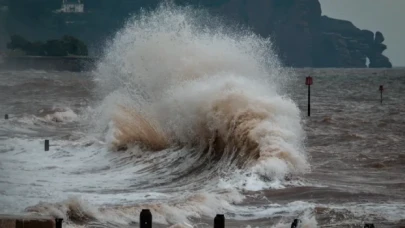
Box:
(92, 3, 308, 180)
(113, 105, 169, 151)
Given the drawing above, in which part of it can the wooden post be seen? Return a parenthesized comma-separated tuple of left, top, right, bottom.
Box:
(55, 218, 63, 228)
(45, 140, 50, 151)
(140, 209, 152, 228)
(291, 219, 301, 228)
(379, 85, 384, 104)
(214, 214, 225, 228)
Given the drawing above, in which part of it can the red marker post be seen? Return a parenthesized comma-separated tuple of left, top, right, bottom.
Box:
(379, 85, 384, 104)
(305, 76, 313, 116)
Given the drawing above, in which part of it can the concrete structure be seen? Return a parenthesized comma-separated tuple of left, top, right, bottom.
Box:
(60, 0, 84, 13)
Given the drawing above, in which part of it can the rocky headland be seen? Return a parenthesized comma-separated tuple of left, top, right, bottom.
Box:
(0, 0, 392, 68)
(196, 0, 392, 68)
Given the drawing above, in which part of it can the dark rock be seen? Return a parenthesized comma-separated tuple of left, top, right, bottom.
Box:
(367, 31, 391, 68)
(369, 54, 392, 68)
(312, 32, 347, 68)
(312, 32, 367, 68)
(196, 1, 391, 68)
(203, 0, 322, 67)
(375, 31, 385, 43)
(319, 16, 362, 37)
(373, 43, 387, 53)
(269, 0, 322, 67)
(315, 16, 391, 68)
(313, 17, 370, 68)
(361, 30, 375, 45)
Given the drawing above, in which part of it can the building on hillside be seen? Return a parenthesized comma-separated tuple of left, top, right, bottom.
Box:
(58, 0, 84, 13)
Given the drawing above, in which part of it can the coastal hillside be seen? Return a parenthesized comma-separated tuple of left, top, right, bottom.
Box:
(0, 0, 392, 68)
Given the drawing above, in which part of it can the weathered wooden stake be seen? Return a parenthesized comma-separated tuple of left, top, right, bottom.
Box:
(305, 76, 313, 116)
(308, 83, 311, 116)
(55, 218, 63, 228)
(214, 214, 225, 228)
(379, 85, 384, 104)
(291, 219, 301, 228)
(140, 209, 152, 228)
(45, 140, 50, 151)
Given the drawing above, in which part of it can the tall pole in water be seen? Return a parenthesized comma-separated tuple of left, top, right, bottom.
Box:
(379, 85, 384, 104)
(308, 82, 311, 116)
(305, 76, 313, 116)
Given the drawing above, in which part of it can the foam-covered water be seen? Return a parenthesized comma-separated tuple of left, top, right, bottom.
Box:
(1, 4, 405, 228)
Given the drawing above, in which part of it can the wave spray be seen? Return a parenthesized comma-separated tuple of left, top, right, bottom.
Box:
(89, 3, 310, 225)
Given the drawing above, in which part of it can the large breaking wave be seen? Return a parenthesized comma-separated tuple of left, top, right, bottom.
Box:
(93, 3, 308, 179)
(70, 3, 312, 226)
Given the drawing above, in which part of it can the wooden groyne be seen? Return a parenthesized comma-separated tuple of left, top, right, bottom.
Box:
(0, 214, 56, 228)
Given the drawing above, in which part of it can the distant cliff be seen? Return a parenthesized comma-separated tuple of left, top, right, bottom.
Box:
(0, 0, 392, 68)
(194, 0, 392, 68)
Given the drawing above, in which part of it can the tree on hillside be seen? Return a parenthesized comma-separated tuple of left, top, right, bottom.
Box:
(7, 35, 88, 56)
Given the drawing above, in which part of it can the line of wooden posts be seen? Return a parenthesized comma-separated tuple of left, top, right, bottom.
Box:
(53, 210, 376, 228)
(137, 210, 376, 228)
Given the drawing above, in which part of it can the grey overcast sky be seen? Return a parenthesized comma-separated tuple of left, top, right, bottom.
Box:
(320, 0, 405, 67)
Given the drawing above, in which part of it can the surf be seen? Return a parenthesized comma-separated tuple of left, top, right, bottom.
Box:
(48, 3, 316, 225)
(92, 2, 308, 177)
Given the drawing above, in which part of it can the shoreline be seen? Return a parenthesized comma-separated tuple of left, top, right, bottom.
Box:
(0, 56, 98, 72)
(0, 56, 400, 72)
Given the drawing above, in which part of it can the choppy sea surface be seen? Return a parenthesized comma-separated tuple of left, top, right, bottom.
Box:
(1, 68, 404, 228)
(1, 5, 405, 228)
